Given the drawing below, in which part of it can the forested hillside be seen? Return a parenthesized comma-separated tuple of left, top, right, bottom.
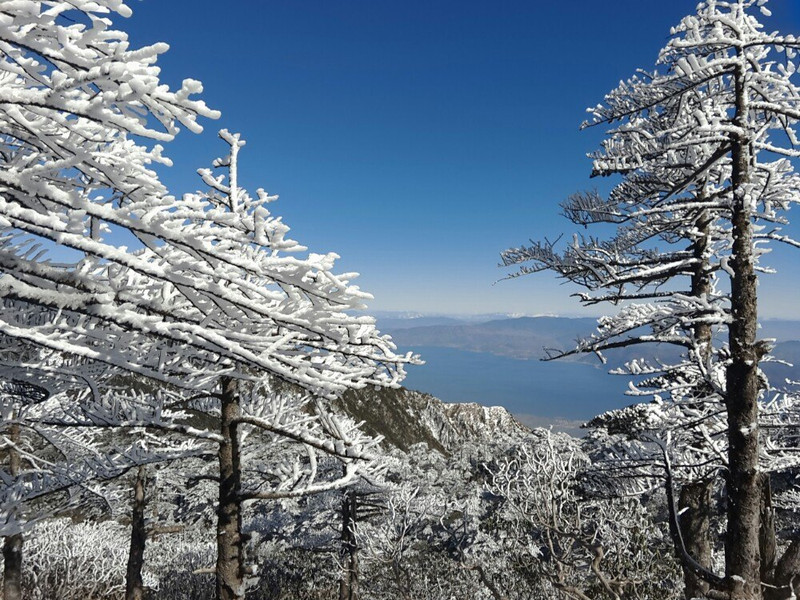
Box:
(9, 390, 687, 600)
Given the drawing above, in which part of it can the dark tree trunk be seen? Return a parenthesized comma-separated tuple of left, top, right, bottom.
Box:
(472, 564, 509, 600)
(759, 475, 777, 589)
(338, 488, 359, 600)
(674, 211, 716, 600)
(765, 540, 800, 600)
(125, 465, 148, 600)
(725, 63, 763, 600)
(679, 479, 714, 599)
(691, 209, 714, 360)
(2, 533, 23, 600)
(391, 561, 413, 600)
(217, 376, 244, 600)
(3, 421, 22, 600)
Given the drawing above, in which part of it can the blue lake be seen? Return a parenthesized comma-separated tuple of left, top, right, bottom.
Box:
(400, 346, 637, 422)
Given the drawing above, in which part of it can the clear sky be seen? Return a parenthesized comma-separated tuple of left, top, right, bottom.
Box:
(123, 0, 800, 319)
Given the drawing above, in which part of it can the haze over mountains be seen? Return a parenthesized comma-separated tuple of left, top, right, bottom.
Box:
(378, 313, 800, 431)
(388, 316, 597, 360)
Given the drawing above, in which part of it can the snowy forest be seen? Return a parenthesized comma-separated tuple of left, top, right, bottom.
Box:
(1, 1, 800, 600)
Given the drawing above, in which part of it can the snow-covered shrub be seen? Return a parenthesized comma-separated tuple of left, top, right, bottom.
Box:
(0, 518, 220, 600)
(144, 528, 217, 600)
(18, 519, 129, 600)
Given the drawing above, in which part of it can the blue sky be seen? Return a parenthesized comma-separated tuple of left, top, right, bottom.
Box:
(124, 0, 800, 318)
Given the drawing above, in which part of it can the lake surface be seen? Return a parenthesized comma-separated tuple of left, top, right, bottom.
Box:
(401, 346, 637, 422)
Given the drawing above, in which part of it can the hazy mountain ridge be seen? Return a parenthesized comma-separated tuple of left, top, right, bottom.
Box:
(388, 316, 800, 379)
(760, 321, 800, 343)
(388, 316, 598, 360)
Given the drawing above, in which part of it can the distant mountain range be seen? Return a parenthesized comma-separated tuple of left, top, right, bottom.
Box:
(387, 316, 597, 360)
(384, 315, 800, 375)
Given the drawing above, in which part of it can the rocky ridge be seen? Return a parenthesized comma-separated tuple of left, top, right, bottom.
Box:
(333, 386, 529, 455)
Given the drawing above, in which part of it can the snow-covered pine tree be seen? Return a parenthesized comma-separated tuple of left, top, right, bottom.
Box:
(50, 131, 403, 600)
(503, 2, 800, 598)
(1, 3, 415, 598)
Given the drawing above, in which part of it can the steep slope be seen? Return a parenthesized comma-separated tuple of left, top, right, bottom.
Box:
(333, 387, 529, 454)
(424, 402, 526, 450)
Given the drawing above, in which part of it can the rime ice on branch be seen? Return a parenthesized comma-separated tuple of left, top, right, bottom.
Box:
(0, 2, 413, 395)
